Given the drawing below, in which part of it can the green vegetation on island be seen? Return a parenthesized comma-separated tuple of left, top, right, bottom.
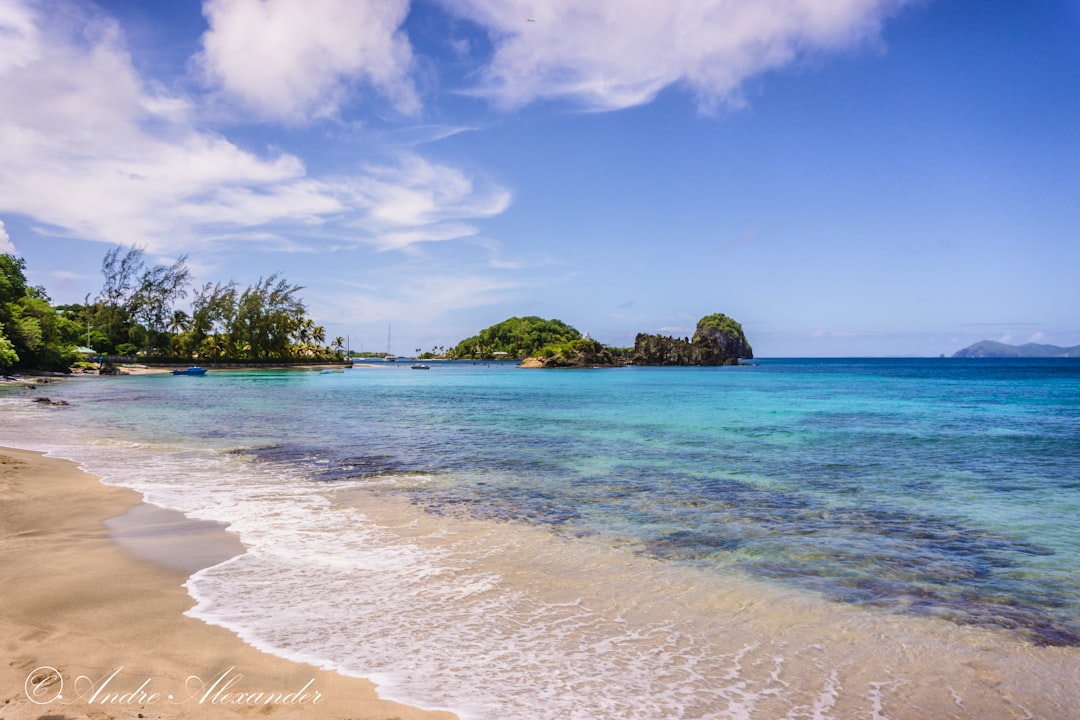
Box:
(521, 337, 626, 368)
(455, 313, 752, 368)
(693, 313, 746, 345)
(449, 316, 582, 359)
(632, 314, 753, 366)
(3, 237, 754, 374)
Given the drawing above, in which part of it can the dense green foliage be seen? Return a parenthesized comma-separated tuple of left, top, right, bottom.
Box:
(535, 337, 594, 359)
(450, 316, 582, 359)
(532, 337, 625, 366)
(0, 334, 18, 367)
(0, 254, 77, 371)
(2, 243, 345, 371)
(692, 313, 745, 344)
(188, 275, 319, 360)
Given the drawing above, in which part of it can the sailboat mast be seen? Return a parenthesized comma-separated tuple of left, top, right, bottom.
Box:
(384, 323, 397, 362)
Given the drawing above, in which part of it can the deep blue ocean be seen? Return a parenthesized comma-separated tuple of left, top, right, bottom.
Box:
(4, 358, 1080, 719)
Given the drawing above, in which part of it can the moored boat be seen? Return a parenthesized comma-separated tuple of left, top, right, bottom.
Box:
(384, 323, 397, 362)
(172, 366, 207, 376)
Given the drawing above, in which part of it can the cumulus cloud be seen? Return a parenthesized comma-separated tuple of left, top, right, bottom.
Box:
(0, 1, 317, 251)
(0, 219, 14, 253)
(444, 0, 914, 111)
(198, 0, 418, 122)
(0, 0, 507, 256)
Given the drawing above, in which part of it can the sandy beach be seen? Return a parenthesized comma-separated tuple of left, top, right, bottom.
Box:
(0, 446, 455, 720)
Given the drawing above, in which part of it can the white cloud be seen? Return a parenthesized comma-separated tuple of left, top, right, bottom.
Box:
(0, 1, 317, 251)
(810, 328, 870, 340)
(0, 0, 39, 74)
(311, 272, 522, 329)
(0, 0, 508, 257)
(0, 219, 13, 253)
(444, 0, 914, 111)
(47, 269, 91, 281)
(343, 154, 512, 251)
(198, 0, 418, 123)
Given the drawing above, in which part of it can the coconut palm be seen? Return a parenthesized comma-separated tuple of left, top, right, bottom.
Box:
(168, 310, 190, 334)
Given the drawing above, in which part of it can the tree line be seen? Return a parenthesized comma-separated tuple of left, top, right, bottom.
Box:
(1, 246, 346, 372)
(1, 254, 74, 371)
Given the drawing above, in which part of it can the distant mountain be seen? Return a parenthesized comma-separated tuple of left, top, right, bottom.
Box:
(952, 340, 1080, 358)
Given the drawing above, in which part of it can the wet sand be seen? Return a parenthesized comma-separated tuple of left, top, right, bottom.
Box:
(0, 446, 456, 720)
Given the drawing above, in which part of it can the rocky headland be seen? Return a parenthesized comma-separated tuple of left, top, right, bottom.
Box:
(517, 313, 752, 368)
(518, 338, 621, 368)
(631, 313, 753, 366)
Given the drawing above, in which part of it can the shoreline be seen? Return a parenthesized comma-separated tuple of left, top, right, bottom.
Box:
(4, 359, 1080, 718)
(3, 362, 360, 381)
(0, 445, 456, 720)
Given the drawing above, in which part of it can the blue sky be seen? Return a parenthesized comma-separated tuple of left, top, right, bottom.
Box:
(1, 0, 1077, 357)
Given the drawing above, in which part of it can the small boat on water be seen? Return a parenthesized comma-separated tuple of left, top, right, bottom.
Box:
(172, 366, 207, 376)
(411, 363, 430, 370)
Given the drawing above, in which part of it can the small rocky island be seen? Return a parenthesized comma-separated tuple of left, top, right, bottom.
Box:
(632, 313, 753, 366)
(501, 313, 753, 368)
(518, 338, 619, 368)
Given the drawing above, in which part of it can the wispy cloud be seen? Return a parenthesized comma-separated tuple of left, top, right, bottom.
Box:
(443, 0, 914, 111)
(0, 219, 14, 253)
(310, 271, 523, 329)
(0, 0, 510, 258)
(962, 321, 1045, 328)
(809, 328, 880, 340)
(47, 270, 92, 281)
(343, 154, 512, 252)
(197, 0, 418, 123)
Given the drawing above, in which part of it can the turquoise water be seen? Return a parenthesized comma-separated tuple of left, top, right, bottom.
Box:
(4, 358, 1080, 718)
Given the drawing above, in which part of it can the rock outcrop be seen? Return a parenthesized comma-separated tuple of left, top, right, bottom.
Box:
(632, 313, 752, 366)
(32, 397, 70, 406)
(519, 338, 621, 368)
(98, 360, 121, 375)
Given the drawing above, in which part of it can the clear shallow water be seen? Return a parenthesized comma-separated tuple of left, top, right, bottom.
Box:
(4, 358, 1080, 719)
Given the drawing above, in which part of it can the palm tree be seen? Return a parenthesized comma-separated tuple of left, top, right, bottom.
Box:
(168, 310, 190, 334)
(295, 319, 313, 346)
(200, 335, 226, 360)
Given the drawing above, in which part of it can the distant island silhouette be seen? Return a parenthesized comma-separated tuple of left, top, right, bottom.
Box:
(952, 340, 1080, 358)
